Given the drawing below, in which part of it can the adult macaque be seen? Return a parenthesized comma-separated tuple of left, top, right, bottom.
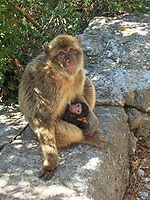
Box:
(63, 101, 89, 131)
(19, 35, 108, 181)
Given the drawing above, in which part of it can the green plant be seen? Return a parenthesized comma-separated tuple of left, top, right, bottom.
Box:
(0, 0, 149, 104)
(0, 0, 82, 104)
(108, 0, 150, 14)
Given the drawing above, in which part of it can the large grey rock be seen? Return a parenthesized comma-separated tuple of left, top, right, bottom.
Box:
(125, 107, 150, 131)
(0, 105, 130, 200)
(79, 14, 150, 111)
(90, 106, 130, 200)
(0, 14, 149, 199)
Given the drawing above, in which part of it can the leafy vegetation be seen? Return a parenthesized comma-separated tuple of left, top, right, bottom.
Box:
(0, 0, 149, 104)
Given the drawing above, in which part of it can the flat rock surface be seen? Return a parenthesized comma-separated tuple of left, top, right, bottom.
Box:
(0, 105, 130, 200)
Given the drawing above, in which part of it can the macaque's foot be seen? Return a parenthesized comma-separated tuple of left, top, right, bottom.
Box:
(82, 125, 90, 136)
(82, 122, 97, 137)
(39, 168, 54, 181)
(82, 111, 99, 137)
(83, 125, 98, 137)
(82, 128, 109, 149)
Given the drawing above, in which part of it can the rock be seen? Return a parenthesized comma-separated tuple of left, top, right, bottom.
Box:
(145, 183, 150, 190)
(145, 177, 150, 183)
(90, 106, 130, 200)
(0, 105, 130, 200)
(125, 107, 150, 130)
(79, 14, 150, 110)
(138, 191, 149, 200)
(124, 89, 150, 113)
(138, 169, 145, 177)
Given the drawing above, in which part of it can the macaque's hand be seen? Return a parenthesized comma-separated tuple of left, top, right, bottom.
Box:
(39, 168, 54, 181)
(82, 111, 98, 137)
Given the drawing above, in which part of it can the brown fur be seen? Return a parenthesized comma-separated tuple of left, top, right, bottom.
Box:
(19, 35, 108, 181)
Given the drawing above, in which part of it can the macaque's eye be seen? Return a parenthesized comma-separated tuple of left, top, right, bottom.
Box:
(68, 48, 76, 54)
(69, 48, 74, 53)
(76, 103, 81, 108)
(58, 51, 65, 56)
(75, 103, 82, 114)
(76, 108, 82, 114)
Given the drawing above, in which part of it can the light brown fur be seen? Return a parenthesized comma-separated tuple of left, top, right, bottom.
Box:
(19, 35, 108, 181)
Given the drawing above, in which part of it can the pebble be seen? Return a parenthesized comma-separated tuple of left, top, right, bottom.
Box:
(145, 183, 150, 190)
(138, 169, 145, 176)
(138, 191, 149, 200)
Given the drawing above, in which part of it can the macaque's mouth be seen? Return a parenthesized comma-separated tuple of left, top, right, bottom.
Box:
(65, 60, 77, 75)
(66, 66, 76, 75)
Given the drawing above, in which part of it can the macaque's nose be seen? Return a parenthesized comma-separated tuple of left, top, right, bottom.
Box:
(65, 54, 71, 62)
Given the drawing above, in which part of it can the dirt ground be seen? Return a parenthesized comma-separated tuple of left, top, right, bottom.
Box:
(123, 128, 150, 200)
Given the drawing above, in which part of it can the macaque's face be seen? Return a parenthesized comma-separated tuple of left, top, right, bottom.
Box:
(69, 103, 82, 115)
(45, 35, 83, 75)
(56, 46, 79, 75)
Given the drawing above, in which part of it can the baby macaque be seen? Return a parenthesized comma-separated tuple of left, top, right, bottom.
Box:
(63, 101, 89, 131)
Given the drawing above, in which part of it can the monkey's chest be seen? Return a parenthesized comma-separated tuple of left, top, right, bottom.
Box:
(58, 82, 82, 116)
(61, 85, 78, 104)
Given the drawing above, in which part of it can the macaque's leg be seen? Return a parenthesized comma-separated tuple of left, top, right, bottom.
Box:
(85, 111, 99, 136)
(55, 119, 108, 148)
(83, 80, 109, 146)
(83, 78, 96, 111)
(54, 119, 107, 148)
(81, 78, 99, 136)
(81, 128, 108, 149)
(55, 119, 84, 148)
(29, 118, 58, 181)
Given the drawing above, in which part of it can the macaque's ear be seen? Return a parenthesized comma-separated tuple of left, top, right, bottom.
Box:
(76, 37, 82, 47)
(44, 45, 53, 58)
(44, 46, 49, 57)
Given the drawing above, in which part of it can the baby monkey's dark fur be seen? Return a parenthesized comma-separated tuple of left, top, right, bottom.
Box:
(63, 101, 89, 131)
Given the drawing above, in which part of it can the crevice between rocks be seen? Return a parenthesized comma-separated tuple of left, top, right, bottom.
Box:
(0, 123, 29, 151)
(124, 104, 150, 115)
